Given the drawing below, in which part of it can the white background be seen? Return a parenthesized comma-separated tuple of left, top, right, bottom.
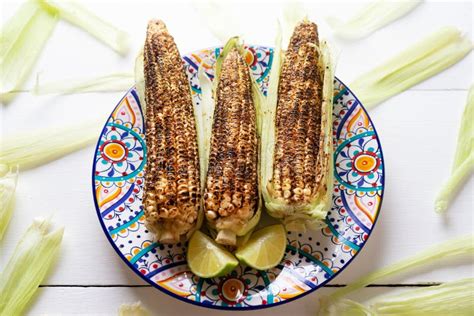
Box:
(1, 0, 473, 315)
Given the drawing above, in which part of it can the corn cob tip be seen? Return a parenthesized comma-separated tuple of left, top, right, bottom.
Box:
(159, 231, 179, 244)
(216, 229, 237, 246)
(227, 47, 240, 56)
(288, 20, 319, 54)
(147, 19, 168, 33)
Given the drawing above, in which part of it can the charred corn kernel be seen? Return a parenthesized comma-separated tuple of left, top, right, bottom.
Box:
(263, 20, 334, 231)
(204, 48, 259, 246)
(143, 20, 201, 244)
(272, 21, 323, 204)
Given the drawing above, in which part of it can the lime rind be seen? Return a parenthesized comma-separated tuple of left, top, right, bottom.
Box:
(187, 231, 238, 278)
(235, 224, 287, 270)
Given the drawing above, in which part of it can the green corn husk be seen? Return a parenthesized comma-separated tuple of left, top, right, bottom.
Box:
(330, 235, 474, 300)
(372, 278, 474, 315)
(321, 279, 474, 316)
(118, 301, 150, 316)
(0, 1, 38, 64)
(350, 27, 473, 109)
(38, 0, 130, 55)
(213, 36, 241, 87)
(434, 86, 474, 213)
(261, 20, 335, 232)
(327, 0, 422, 40)
(0, 165, 19, 241)
(34, 72, 134, 95)
(320, 235, 474, 315)
(452, 86, 474, 171)
(435, 152, 474, 213)
(280, 1, 306, 48)
(0, 218, 64, 315)
(0, 0, 58, 101)
(134, 49, 146, 115)
(260, 24, 283, 212)
(0, 165, 8, 176)
(0, 121, 100, 170)
(196, 65, 215, 191)
(196, 64, 218, 243)
(191, 0, 241, 44)
(320, 298, 374, 316)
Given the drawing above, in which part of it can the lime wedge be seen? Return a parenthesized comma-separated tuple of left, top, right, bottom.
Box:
(235, 224, 287, 270)
(187, 230, 238, 278)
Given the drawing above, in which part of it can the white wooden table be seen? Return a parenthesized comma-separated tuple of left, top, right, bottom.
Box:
(1, 1, 473, 315)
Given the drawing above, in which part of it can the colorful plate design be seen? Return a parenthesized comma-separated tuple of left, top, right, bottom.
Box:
(92, 45, 384, 310)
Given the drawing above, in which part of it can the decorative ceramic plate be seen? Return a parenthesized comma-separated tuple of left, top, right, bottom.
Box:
(92, 45, 384, 310)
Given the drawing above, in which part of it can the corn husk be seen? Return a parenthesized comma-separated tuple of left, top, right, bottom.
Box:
(0, 165, 19, 241)
(321, 298, 373, 316)
(351, 27, 473, 109)
(134, 49, 146, 115)
(280, 1, 307, 48)
(118, 301, 150, 316)
(321, 279, 474, 316)
(0, 1, 38, 64)
(34, 72, 134, 95)
(372, 278, 474, 315)
(191, 0, 241, 44)
(38, 0, 130, 55)
(0, 218, 64, 315)
(0, 121, 100, 170)
(0, 0, 58, 101)
(452, 86, 474, 170)
(320, 235, 474, 315)
(452, 86, 474, 172)
(435, 152, 474, 213)
(327, 0, 422, 40)
(330, 235, 474, 300)
(435, 86, 474, 213)
(196, 66, 215, 190)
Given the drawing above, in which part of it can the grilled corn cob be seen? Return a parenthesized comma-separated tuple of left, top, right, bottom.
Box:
(143, 20, 202, 244)
(261, 20, 334, 231)
(204, 42, 261, 246)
